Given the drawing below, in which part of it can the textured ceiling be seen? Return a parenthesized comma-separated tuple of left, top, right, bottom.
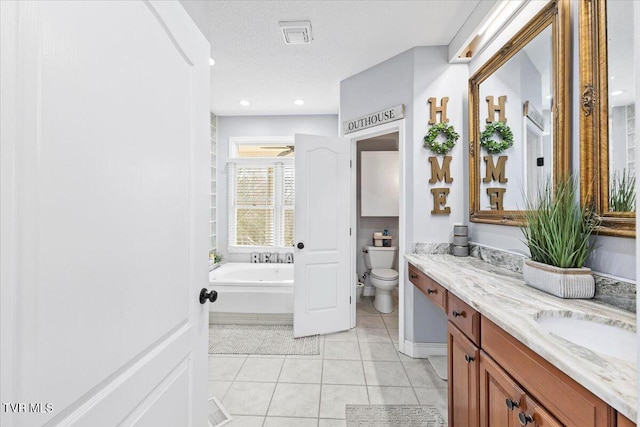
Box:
(209, 1, 480, 116)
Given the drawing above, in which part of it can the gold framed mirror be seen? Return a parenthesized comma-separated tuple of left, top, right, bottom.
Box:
(579, 0, 636, 237)
(469, 0, 570, 226)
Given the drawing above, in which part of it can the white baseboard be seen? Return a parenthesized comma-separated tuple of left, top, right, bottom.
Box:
(402, 340, 447, 359)
(210, 312, 293, 325)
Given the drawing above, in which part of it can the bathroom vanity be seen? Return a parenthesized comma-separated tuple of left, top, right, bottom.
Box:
(406, 254, 637, 427)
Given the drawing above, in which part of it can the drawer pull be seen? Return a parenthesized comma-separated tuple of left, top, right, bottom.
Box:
(452, 310, 464, 318)
(518, 412, 533, 425)
(427, 289, 436, 295)
(464, 354, 475, 363)
(410, 274, 418, 279)
(505, 398, 519, 411)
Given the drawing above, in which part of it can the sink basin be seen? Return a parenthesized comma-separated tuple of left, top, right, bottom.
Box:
(535, 311, 637, 363)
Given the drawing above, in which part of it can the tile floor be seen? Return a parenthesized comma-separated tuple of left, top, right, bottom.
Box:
(208, 296, 448, 427)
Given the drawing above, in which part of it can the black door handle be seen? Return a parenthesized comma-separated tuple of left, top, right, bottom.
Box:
(297, 242, 305, 249)
(199, 288, 217, 304)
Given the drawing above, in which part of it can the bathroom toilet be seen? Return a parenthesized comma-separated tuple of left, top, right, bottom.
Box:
(363, 245, 399, 313)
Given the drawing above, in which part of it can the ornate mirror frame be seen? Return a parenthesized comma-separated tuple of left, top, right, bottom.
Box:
(579, 0, 636, 237)
(469, 0, 571, 226)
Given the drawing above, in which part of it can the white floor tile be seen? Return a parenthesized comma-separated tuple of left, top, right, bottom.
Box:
(356, 315, 386, 328)
(359, 342, 400, 361)
(324, 329, 358, 342)
(222, 382, 276, 416)
(322, 360, 366, 385)
(263, 416, 319, 426)
(382, 316, 399, 329)
(208, 380, 232, 400)
(319, 419, 347, 427)
(362, 361, 411, 386)
(356, 327, 392, 343)
(319, 384, 369, 419)
(209, 356, 247, 381)
(386, 328, 400, 344)
(367, 386, 419, 404)
(226, 415, 265, 426)
(235, 357, 284, 383)
(278, 358, 323, 384)
(323, 341, 361, 360)
(267, 383, 321, 418)
(414, 387, 448, 418)
(403, 361, 447, 388)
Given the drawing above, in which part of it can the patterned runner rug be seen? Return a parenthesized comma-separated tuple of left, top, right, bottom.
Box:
(346, 404, 446, 427)
(209, 324, 319, 355)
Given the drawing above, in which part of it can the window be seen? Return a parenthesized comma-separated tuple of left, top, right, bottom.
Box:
(228, 138, 294, 251)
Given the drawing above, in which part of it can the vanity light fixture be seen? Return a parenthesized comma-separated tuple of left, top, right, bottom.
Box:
(239, 100, 250, 106)
(293, 99, 305, 106)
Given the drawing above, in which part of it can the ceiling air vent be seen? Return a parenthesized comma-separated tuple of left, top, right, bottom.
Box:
(279, 21, 313, 45)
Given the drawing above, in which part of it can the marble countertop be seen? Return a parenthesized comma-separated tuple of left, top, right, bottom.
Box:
(405, 253, 637, 421)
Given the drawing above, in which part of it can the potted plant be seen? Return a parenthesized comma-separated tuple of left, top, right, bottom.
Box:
(521, 176, 601, 298)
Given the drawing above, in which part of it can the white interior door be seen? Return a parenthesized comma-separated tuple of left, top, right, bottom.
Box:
(0, 1, 210, 426)
(294, 134, 351, 338)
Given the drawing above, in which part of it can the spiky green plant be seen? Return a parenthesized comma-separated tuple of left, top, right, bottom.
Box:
(522, 176, 600, 268)
(609, 169, 636, 212)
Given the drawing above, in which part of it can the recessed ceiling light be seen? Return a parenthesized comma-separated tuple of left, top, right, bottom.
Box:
(209, 58, 215, 66)
(294, 99, 305, 106)
(612, 90, 624, 96)
(239, 100, 250, 106)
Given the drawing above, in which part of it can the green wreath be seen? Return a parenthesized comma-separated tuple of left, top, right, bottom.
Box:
(423, 122, 459, 155)
(480, 121, 513, 154)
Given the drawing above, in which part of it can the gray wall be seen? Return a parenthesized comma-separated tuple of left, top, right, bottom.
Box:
(216, 115, 339, 263)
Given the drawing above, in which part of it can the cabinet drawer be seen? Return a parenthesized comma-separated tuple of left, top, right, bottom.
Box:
(481, 317, 614, 427)
(408, 263, 447, 312)
(618, 414, 636, 427)
(448, 292, 481, 346)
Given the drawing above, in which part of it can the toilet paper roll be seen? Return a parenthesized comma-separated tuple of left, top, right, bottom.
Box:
(453, 236, 469, 246)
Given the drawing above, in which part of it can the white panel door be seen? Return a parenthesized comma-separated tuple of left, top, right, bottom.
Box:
(294, 134, 351, 338)
(0, 1, 210, 426)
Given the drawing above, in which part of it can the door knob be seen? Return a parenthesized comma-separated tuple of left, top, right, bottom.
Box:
(199, 288, 218, 304)
(518, 412, 533, 425)
(297, 242, 305, 249)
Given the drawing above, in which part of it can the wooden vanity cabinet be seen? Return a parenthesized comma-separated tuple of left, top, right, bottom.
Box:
(409, 263, 447, 311)
(448, 321, 480, 427)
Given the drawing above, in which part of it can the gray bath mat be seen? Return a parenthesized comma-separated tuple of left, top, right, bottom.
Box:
(209, 324, 319, 355)
(346, 404, 445, 426)
(428, 356, 448, 381)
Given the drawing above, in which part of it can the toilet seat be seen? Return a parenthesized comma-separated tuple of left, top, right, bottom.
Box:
(371, 268, 399, 281)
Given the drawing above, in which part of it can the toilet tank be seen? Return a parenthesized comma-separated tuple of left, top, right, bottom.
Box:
(363, 246, 398, 270)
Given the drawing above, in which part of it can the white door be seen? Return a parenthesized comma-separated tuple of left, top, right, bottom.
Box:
(0, 2, 210, 426)
(293, 134, 351, 338)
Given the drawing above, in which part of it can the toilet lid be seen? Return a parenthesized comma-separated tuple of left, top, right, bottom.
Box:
(371, 268, 399, 280)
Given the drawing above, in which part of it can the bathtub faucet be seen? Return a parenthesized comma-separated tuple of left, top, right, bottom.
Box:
(251, 253, 294, 264)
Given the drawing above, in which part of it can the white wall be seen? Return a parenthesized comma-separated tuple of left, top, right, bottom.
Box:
(341, 46, 468, 343)
(216, 115, 338, 263)
(179, 0, 211, 43)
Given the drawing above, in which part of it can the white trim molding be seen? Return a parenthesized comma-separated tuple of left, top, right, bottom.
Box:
(402, 340, 447, 359)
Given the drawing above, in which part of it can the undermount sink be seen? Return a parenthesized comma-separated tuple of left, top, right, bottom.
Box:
(534, 311, 637, 363)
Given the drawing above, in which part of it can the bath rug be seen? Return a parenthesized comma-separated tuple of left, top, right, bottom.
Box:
(209, 324, 319, 355)
(427, 356, 448, 381)
(346, 404, 445, 427)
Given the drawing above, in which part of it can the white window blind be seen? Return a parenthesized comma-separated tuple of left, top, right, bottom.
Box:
(229, 162, 294, 248)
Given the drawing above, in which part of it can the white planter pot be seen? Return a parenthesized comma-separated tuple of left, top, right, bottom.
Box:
(522, 259, 595, 299)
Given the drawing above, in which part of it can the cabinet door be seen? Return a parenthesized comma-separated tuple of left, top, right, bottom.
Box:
(479, 351, 524, 427)
(519, 395, 563, 427)
(449, 322, 480, 427)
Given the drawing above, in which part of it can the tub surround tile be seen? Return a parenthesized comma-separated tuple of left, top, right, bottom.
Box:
(405, 253, 637, 421)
